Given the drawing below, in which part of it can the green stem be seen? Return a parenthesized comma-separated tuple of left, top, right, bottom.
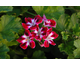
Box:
(26, 11, 36, 16)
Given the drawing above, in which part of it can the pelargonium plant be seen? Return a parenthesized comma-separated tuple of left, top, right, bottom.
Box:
(16, 15, 58, 50)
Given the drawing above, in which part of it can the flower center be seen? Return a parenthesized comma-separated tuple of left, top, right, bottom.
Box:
(32, 19, 36, 26)
(38, 29, 41, 35)
(25, 39, 28, 41)
(46, 20, 50, 23)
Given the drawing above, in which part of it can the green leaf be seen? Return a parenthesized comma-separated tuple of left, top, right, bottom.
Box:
(56, 14, 70, 31)
(7, 7, 21, 16)
(61, 31, 69, 40)
(32, 6, 64, 19)
(21, 6, 30, 13)
(0, 15, 22, 41)
(7, 40, 19, 46)
(0, 38, 19, 47)
(70, 13, 78, 27)
(0, 43, 9, 59)
(77, 12, 80, 18)
(58, 41, 75, 55)
(73, 48, 80, 58)
(0, 6, 13, 13)
(32, 50, 46, 59)
(74, 39, 80, 48)
(6, 54, 10, 59)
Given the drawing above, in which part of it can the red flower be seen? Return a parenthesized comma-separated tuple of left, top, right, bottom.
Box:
(17, 15, 58, 49)
(16, 30, 35, 49)
(43, 15, 56, 28)
(42, 28, 58, 48)
(22, 15, 42, 30)
(31, 26, 48, 41)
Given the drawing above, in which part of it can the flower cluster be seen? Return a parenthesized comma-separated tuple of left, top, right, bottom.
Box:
(17, 15, 58, 49)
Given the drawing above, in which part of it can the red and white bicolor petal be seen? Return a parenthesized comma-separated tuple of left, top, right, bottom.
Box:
(25, 17, 32, 23)
(24, 29, 30, 36)
(29, 40, 36, 49)
(16, 36, 26, 44)
(20, 40, 36, 49)
(43, 40, 56, 48)
(34, 15, 42, 25)
(44, 40, 49, 47)
(16, 30, 36, 49)
(22, 23, 29, 30)
(49, 19, 56, 27)
(49, 40, 56, 46)
(20, 42, 28, 50)
(43, 14, 56, 28)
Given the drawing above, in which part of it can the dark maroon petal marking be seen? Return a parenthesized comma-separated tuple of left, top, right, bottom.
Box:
(49, 20, 56, 27)
(44, 40, 49, 48)
(41, 27, 48, 32)
(44, 21, 49, 25)
(24, 30, 30, 36)
(47, 28, 52, 35)
(42, 35, 47, 40)
(34, 15, 42, 24)
(25, 17, 32, 23)
(41, 27, 48, 36)
(31, 32, 36, 37)
(20, 43, 28, 50)
(29, 40, 35, 49)
(51, 31, 58, 39)
(41, 32, 46, 36)
(30, 25, 38, 30)
(35, 35, 41, 41)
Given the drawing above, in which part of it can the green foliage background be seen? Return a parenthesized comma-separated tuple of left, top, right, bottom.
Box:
(0, 6, 80, 59)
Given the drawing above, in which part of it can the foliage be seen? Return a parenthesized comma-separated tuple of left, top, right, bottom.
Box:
(0, 6, 80, 59)
(0, 43, 9, 59)
(0, 15, 22, 41)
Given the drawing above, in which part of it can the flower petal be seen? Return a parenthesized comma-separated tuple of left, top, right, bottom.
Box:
(43, 14, 47, 20)
(44, 19, 50, 26)
(24, 30, 30, 36)
(50, 31, 58, 39)
(35, 35, 41, 41)
(22, 23, 29, 30)
(34, 15, 42, 25)
(29, 40, 35, 49)
(41, 27, 48, 32)
(49, 20, 56, 28)
(31, 32, 36, 38)
(47, 28, 52, 35)
(44, 40, 49, 48)
(30, 25, 39, 30)
(42, 35, 47, 40)
(20, 43, 28, 50)
(16, 36, 25, 43)
(49, 40, 56, 46)
(25, 17, 32, 23)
